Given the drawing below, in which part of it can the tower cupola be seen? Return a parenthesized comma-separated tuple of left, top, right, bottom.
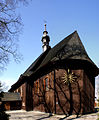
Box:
(41, 24, 50, 52)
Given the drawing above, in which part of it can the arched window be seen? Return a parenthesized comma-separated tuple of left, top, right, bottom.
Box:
(35, 81, 39, 93)
(43, 77, 49, 91)
(45, 77, 49, 90)
(20, 86, 22, 97)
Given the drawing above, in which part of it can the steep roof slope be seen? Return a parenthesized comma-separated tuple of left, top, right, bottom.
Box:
(33, 31, 98, 75)
(23, 47, 51, 76)
(9, 47, 51, 91)
(38, 31, 90, 68)
(9, 31, 99, 91)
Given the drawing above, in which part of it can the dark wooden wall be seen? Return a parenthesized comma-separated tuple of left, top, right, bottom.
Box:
(3, 101, 21, 110)
(12, 68, 95, 115)
(26, 82, 33, 111)
(14, 83, 26, 110)
(31, 69, 95, 115)
(54, 69, 84, 115)
(33, 71, 55, 113)
(82, 72, 95, 114)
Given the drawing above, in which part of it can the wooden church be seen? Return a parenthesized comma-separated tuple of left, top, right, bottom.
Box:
(9, 25, 99, 115)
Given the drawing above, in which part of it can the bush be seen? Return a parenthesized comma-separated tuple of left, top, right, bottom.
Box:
(0, 111, 9, 120)
(0, 85, 10, 120)
(0, 98, 10, 120)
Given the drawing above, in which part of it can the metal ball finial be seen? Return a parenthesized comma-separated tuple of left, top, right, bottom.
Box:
(44, 24, 46, 31)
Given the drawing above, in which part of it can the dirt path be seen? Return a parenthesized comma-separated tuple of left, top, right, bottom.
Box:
(6, 110, 99, 120)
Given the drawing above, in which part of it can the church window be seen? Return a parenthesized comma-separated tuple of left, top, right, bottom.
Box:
(43, 77, 49, 91)
(18, 88, 21, 93)
(20, 86, 22, 97)
(35, 81, 39, 93)
(45, 77, 49, 90)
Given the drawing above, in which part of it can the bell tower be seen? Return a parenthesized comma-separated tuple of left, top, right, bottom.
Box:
(41, 24, 50, 52)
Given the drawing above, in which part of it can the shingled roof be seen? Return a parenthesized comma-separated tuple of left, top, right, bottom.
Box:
(23, 46, 51, 77)
(1, 92, 21, 102)
(24, 31, 98, 76)
(36, 31, 94, 69)
(9, 31, 99, 91)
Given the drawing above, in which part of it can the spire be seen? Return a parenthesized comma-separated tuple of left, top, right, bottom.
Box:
(41, 24, 50, 52)
(43, 24, 48, 36)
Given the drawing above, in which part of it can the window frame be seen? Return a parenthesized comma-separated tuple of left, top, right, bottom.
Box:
(43, 76, 49, 91)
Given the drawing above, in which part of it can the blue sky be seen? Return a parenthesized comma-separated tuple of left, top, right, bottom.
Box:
(0, 0, 99, 90)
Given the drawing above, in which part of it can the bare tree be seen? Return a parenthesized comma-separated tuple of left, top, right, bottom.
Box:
(0, 0, 31, 71)
(0, 81, 8, 92)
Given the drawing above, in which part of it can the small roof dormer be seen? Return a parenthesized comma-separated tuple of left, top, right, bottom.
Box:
(41, 24, 50, 52)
